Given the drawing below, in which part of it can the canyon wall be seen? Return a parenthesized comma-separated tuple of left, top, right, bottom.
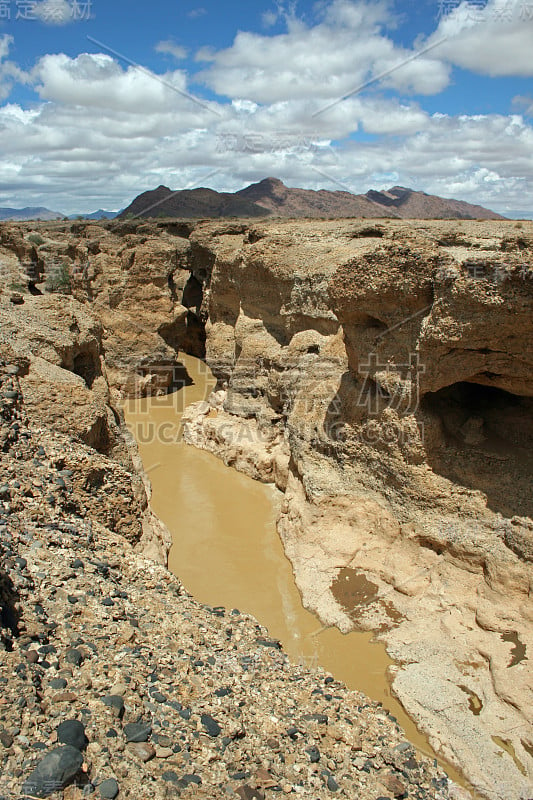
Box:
(1, 217, 532, 799)
(181, 218, 533, 800)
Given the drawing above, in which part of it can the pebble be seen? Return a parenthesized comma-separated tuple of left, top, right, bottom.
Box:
(65, 648, 84, 667)
(56, 720, 87, 751)
(201, 713, 221, 737)
(128, 742, 156, 762)
(123, 723, 151, 743)
(22, 745, 84, 797)
(99, 778, 119, 799)
(102, 696, 125, 719)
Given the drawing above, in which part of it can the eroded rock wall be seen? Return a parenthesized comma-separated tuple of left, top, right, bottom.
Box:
(180, 218, 533, 800)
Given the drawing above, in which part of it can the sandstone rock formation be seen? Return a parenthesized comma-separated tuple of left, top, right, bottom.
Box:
(1, 216, 531, 800)
(179, 218, 532, 800)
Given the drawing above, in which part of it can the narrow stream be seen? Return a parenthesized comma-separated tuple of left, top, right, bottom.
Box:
(124, 353, 464, 784)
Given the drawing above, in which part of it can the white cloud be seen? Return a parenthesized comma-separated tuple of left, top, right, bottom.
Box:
(0, 34, 28, 101)
(32, 53, 200, 115)
(188, 7, 207, 18)
(156, 41, 188, 60)
(513, 95, 533, 116)
(427, 0, 533, 77)
(197, 0, 450, 103)
(0, 34, 12, 61)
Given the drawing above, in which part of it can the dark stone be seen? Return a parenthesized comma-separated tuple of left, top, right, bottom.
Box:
(49, 678, 68, 690)
(22, 745, 84, 797)
(0, 730, 14, 748)
(255, 638, 282, 649)
(123, 722, 151, 743)
(15, 557, 27, 569)
(179, 774, 202, 787)
(200, 714, 221, 737)
(64, 648, 84, 666)
(153, 734, 172, 748)
(72, 559, 84, 569)
(105, 729, 118, 738)
(102, 696, 124, 718)
(161, 771, 180, 785)
(306, 746, 320, 763)
(99, 778, 119, 799)
(327, 776, 339, 792)
(179, 708, 191, 721)
(101, 598, 114, 607)
(56, 720, 87, 751)
(215, 687, 232, 697)
(150, 691, 167, 704)
(324, 676, 334, 684)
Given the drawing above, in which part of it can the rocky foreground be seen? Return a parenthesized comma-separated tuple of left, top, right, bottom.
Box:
(0, 362, 463, 800)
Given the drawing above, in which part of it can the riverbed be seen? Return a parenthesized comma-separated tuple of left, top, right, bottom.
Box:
(124, 353, 461, 776)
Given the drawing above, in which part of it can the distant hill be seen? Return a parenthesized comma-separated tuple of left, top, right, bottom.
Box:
(120, 178, 505, 220)
(120, 185, 271, 220)
(0, 206, 63, 221)
(68, 209, 119, 220)
(363, 186, 505, 220)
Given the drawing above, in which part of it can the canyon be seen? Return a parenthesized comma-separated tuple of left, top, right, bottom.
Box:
(0, 216, 532, 800)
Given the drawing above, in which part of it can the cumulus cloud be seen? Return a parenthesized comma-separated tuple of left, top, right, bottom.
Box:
(427, 0, 533, 77)
(0, 34, 12, 61)
(197, 0, 450, 104)
(32, 53, 202, 116)
(156, 41, 188, 60)
(0, 34, 28, 101)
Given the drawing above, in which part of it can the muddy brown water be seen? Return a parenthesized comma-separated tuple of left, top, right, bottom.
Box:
(125, 354, 467, 786)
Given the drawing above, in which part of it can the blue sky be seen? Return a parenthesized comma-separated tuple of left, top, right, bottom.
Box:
(0, 0, 532, 215)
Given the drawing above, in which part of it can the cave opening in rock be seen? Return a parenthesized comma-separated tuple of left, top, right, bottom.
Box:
(423, 381, 533, 518)
(0, 567, 20, 650)
(182, 274, 203, 311)
(72, 352, 101, 389)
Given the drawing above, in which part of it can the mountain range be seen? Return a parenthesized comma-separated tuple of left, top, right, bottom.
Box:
(0, 207, 119, 221)
(0, 206, 64, 221)
(0, 180, 506, 221)
(120, 178, 506, 220)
